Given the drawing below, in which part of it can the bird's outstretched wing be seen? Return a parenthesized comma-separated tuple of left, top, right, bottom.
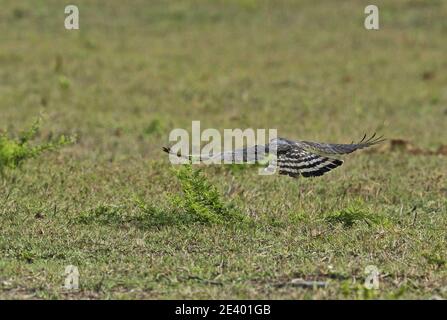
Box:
(163, 133, 383, 179)
(275, 145, 343, 178)
(272, 133, 383, 178)
(298, 133, 385, 155)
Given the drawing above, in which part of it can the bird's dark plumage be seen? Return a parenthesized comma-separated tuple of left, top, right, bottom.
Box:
(163, 133, 384, 179)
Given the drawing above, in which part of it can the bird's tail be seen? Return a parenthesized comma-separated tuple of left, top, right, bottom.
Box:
(162, 145, 268, 163)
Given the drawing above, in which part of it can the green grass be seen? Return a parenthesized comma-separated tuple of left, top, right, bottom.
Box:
(0, 0, 446, 299)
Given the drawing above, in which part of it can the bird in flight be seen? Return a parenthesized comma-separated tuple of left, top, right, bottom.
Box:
(163, 133, 384, 178)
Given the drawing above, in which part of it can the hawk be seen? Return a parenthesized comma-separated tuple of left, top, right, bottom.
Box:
(163, 133, 384, 178)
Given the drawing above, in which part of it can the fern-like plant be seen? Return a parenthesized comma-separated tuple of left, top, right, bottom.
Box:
(171, 164, 247, 225)
(0, 118, 75, 175)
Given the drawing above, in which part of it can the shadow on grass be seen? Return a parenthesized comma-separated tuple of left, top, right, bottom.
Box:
(75, 203, 198, 229)
(324, 202, 389, 228)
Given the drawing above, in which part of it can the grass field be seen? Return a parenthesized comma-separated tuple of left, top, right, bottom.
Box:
(0, 0, 446, 299)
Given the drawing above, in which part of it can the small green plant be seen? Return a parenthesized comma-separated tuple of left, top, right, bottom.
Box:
(422, 248, 446, 269)
(0, 118, 75, 175)
(171, 164, 247, 225)
(288, 210, 308, 224)
(58, 75, 71, 89)
(325, 202, 384, 228)
(144, 119, 164, 136)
